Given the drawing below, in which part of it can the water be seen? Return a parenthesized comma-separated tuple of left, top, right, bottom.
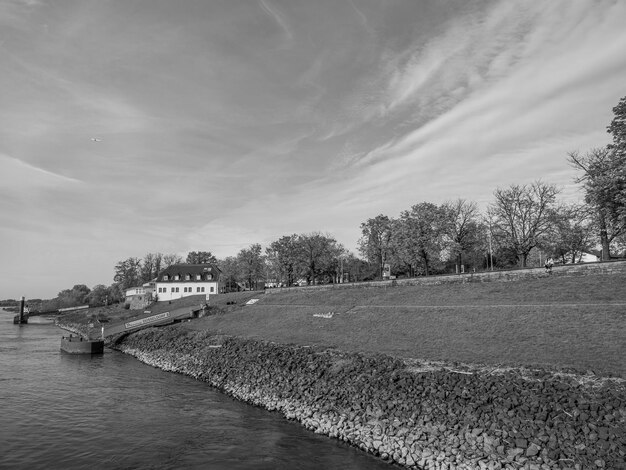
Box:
(0, 310, 390, 470)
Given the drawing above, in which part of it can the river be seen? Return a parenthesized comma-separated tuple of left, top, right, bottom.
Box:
(0, 310, 391, 469)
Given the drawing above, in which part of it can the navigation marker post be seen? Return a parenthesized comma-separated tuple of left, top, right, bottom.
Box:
(13, 296, 28, 324)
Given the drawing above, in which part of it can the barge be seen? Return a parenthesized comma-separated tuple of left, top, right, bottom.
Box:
(60, 334, 104, 355)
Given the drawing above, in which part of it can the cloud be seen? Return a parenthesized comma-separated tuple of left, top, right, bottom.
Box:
(351, 0, 625, 165)
(0, 152, 81, 189)
(2, 0, 626, 299)
(258, 0, 293, 44)
(0, 0, 44, 29)
(346, 0, 375, 35)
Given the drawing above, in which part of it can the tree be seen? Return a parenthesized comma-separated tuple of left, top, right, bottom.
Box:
(217, 256, 240, 292)
(162, 253, 183, 268)
(298, 232, 343, 285)
(358, 215, 395, 279)
(567, 96, 626, 259)
(607, 95, 626, 157)
(488, 181, 560, 267)
(266, 234, 300, 287)
(56, 284, 91, 308)
(113, 257, 142, 290)
(140, 252, 162, 283)
(441, 199, 482, 273)
(186, 251, 218, 264)
(85, 284, 111, 307)
(107, 283, 125, 304)
(569, 147, 626, 259)
(398, 202, 448, 276)
(340, 252, 372, 282)
(543, 204, 595, 264)
(236, 244, 265, 290)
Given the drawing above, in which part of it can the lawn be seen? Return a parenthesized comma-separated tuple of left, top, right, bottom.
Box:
(185, 273, 626, 378)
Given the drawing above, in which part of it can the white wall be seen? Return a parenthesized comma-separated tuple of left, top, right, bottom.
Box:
(154, 281, 218, 301)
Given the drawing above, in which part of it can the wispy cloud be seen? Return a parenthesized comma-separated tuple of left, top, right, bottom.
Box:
(1, 0, 625, 298)
(0, 152, 81, 188)
(347, 0, 625, 168)
(0, 0, 44, 28)
(258, 0, 293, 44)
(346, 0, 375, 35)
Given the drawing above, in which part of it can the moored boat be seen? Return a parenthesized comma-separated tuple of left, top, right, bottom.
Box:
(60, 334, 104, 354)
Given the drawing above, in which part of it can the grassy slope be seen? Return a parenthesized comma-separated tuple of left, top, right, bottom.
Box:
(185, 273, 626, 378)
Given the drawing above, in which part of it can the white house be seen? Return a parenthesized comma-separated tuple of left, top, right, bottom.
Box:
(125, 285, 149, 297)
(124, 283, 155, 309)
(154, 263, 221, 302)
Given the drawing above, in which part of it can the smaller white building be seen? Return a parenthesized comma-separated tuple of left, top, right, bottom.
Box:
(154, 264, 221, 302)
(125, 286, 148, 297)
(124, 283, 155, 309)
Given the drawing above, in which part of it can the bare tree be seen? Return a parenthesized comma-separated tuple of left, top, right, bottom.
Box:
(543, 203, 595, 263)
(140, 252, 162, 283)
(442, 198, 482, 273)
(162, 253, 183, 268)
(569, 148, 626, 259)
(185, 251, 218, 264)
(237, 244, 265, 290)
(488, 181, 560, 267)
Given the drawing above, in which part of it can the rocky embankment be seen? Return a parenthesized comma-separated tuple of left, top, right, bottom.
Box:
(110, 325, 625, 470)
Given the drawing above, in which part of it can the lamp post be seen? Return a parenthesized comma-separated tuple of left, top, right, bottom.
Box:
(488, 227, 494, 271)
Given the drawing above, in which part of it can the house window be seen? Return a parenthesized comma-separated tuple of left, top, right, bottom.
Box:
(185, 274, 191, 280)
(174, 275, 180, 280)
(196, 287, 200, 292)
(196, 274, 201, 280)
(206, 274, 212, 280)
(175, 287, 179, 293)
(163, 275, 169, 281)
(201, 287, 205, 292)
(210, 287, 215, 293)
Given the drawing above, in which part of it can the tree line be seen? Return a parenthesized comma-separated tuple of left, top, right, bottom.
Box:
(40, 96, 625, 307)
(360, 95, 625, 275)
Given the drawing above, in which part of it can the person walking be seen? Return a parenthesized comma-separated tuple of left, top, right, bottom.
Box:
(544, 257, 554, 274)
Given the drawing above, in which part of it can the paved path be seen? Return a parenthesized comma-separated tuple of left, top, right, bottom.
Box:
(258, 302, 626, 308)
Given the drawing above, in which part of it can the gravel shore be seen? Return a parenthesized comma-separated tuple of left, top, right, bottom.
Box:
(110, 325, 625, 470)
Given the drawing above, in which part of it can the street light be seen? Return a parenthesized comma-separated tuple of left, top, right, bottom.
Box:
(488, 226, 494, 271)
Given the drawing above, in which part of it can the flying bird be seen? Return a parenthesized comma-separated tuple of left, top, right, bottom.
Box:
(91, 138, 102, 142)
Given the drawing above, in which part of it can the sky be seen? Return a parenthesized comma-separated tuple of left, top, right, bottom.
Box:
(1, 0, 625, 299)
